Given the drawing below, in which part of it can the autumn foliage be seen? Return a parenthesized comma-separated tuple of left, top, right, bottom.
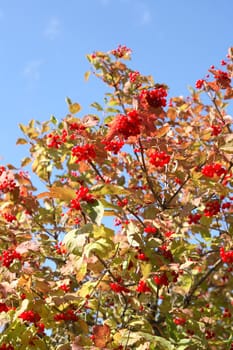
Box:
(0, 45, 233, 349)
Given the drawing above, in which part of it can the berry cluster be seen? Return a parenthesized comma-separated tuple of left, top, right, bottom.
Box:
(144, 225, 157, 234)
(128, 71, 140, 83)
(140, 87, 167, 108)
(70, 186, 94, 211)
(0, 302, 10, 313)
(111, 45, 132, 58)
(188, 213, 202, 224)
(102, 140, 124, 154)
(201, 163, 226, 178)
(2, 213, 17, 223)
(47, 130, 67, 148)
(149, 151, 170, 167)
(0, 344, 14, 350)
(0, 248, 22, 268)
(204, 200, 220, 217)
(54, 309, 78, 322)
(0, 167, 17, 193)
(110, 282, 129, 293)
(115, 111, 141, 139)
(173, 317, 186, 325)
(220, 247, 233, 264)
(153, 272, 169, 286)
(195, 79, 205, 89)
(214, 69, 231, 89)
(71, 144, 96, 163)
(211, 125, 222, 136)
(136, 280, 151, 293)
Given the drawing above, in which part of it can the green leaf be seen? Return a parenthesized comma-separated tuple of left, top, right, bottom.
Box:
(84, 200, 104, 225)
(84, 237, 114, 258)
(93, 224, 114, 239)
(63, 224, 93, 254)
(92, 184, 131, 196)
(50, 115, 58, 124)
(90, 102, 103, 111)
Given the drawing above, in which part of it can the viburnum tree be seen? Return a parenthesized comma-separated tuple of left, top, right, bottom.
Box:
(0, 45, 233, 350)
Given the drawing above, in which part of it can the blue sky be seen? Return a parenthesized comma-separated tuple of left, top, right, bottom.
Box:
(0, 0, 233, 167)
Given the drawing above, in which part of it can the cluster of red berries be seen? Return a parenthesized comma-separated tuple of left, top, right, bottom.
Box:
(136, 280, 151, 293)
(111, 45, 132, 58)
(110, 282, 129, 293)
(204, 200, 220, 217)
(220, 247, 233, 264)
(59, 283, 70, 292)
(0, 302, 10, 313)
(173, 317, 186, 325)
(19, 310, 44, 334)
(149, 150, 170, 167)
(211, 124, 222, 136)
(140, 87, 167, 108)
(135, 250, 149, 261)
(70, 186, 94, 211)
(128, 71, 140, 83)
(117, 198, 128, 207)
(55, 242, 67, 255)
(144, 225, 157, 234)
(0, 344, 14, 350)
(0, 248, 22, 268)
(2, 213, 17, 223)
(71, 144, 96, 163)
(19, 310, 41, 323)
(102, 140, 124, 154)
(188, 213, 202, 224)
(213, 69, 231, 89)
(201, 163, 226, 178)
(115, 110, 141, 139)
(153, 272, 169, 286)
(68, 122, 86, 132)
(158, 244, 174, 262)
(54, 309, 78, 322)
(195, 79, 205, 89)
(0, 167, 17, 193)
(47, 130, 67, 148)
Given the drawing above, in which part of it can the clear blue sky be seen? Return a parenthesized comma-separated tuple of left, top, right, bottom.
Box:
(0, 0, 233, 166)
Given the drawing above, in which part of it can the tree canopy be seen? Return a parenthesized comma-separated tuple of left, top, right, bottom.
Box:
(0, 45, 233, 349)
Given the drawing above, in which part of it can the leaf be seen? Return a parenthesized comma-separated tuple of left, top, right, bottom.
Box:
(93, 324, 111, 348)
(93, 224, 114, 239)
(84, 70, 91, 81)
(69, 103, 82, 114)
(220, 141, 233, 153)
(85, 200, 104, 225)
(90, 102, 103, 111)
(16, 241, 40, 254)
(84, 238, 114, 258)
(167, 108, 177, 121)
(63, 225, 93, 254)
(82, 114, 100, 127)
(118, 330, 175, 349)
(49, 185, 76, 201)
(92, 184, 131, 196)
(155, 124, 170, 137)
(16, 138, 28, 145)
(21, 157, 32, 167)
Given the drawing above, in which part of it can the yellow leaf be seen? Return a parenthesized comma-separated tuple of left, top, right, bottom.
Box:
(16, 138, 28, 145)
(49, 185, 76, 201)
(69, 103, 81, 114)
(84, 71, 91, 81)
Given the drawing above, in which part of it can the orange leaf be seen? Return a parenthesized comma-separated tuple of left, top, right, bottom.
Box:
(93, 324, 111, 348)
